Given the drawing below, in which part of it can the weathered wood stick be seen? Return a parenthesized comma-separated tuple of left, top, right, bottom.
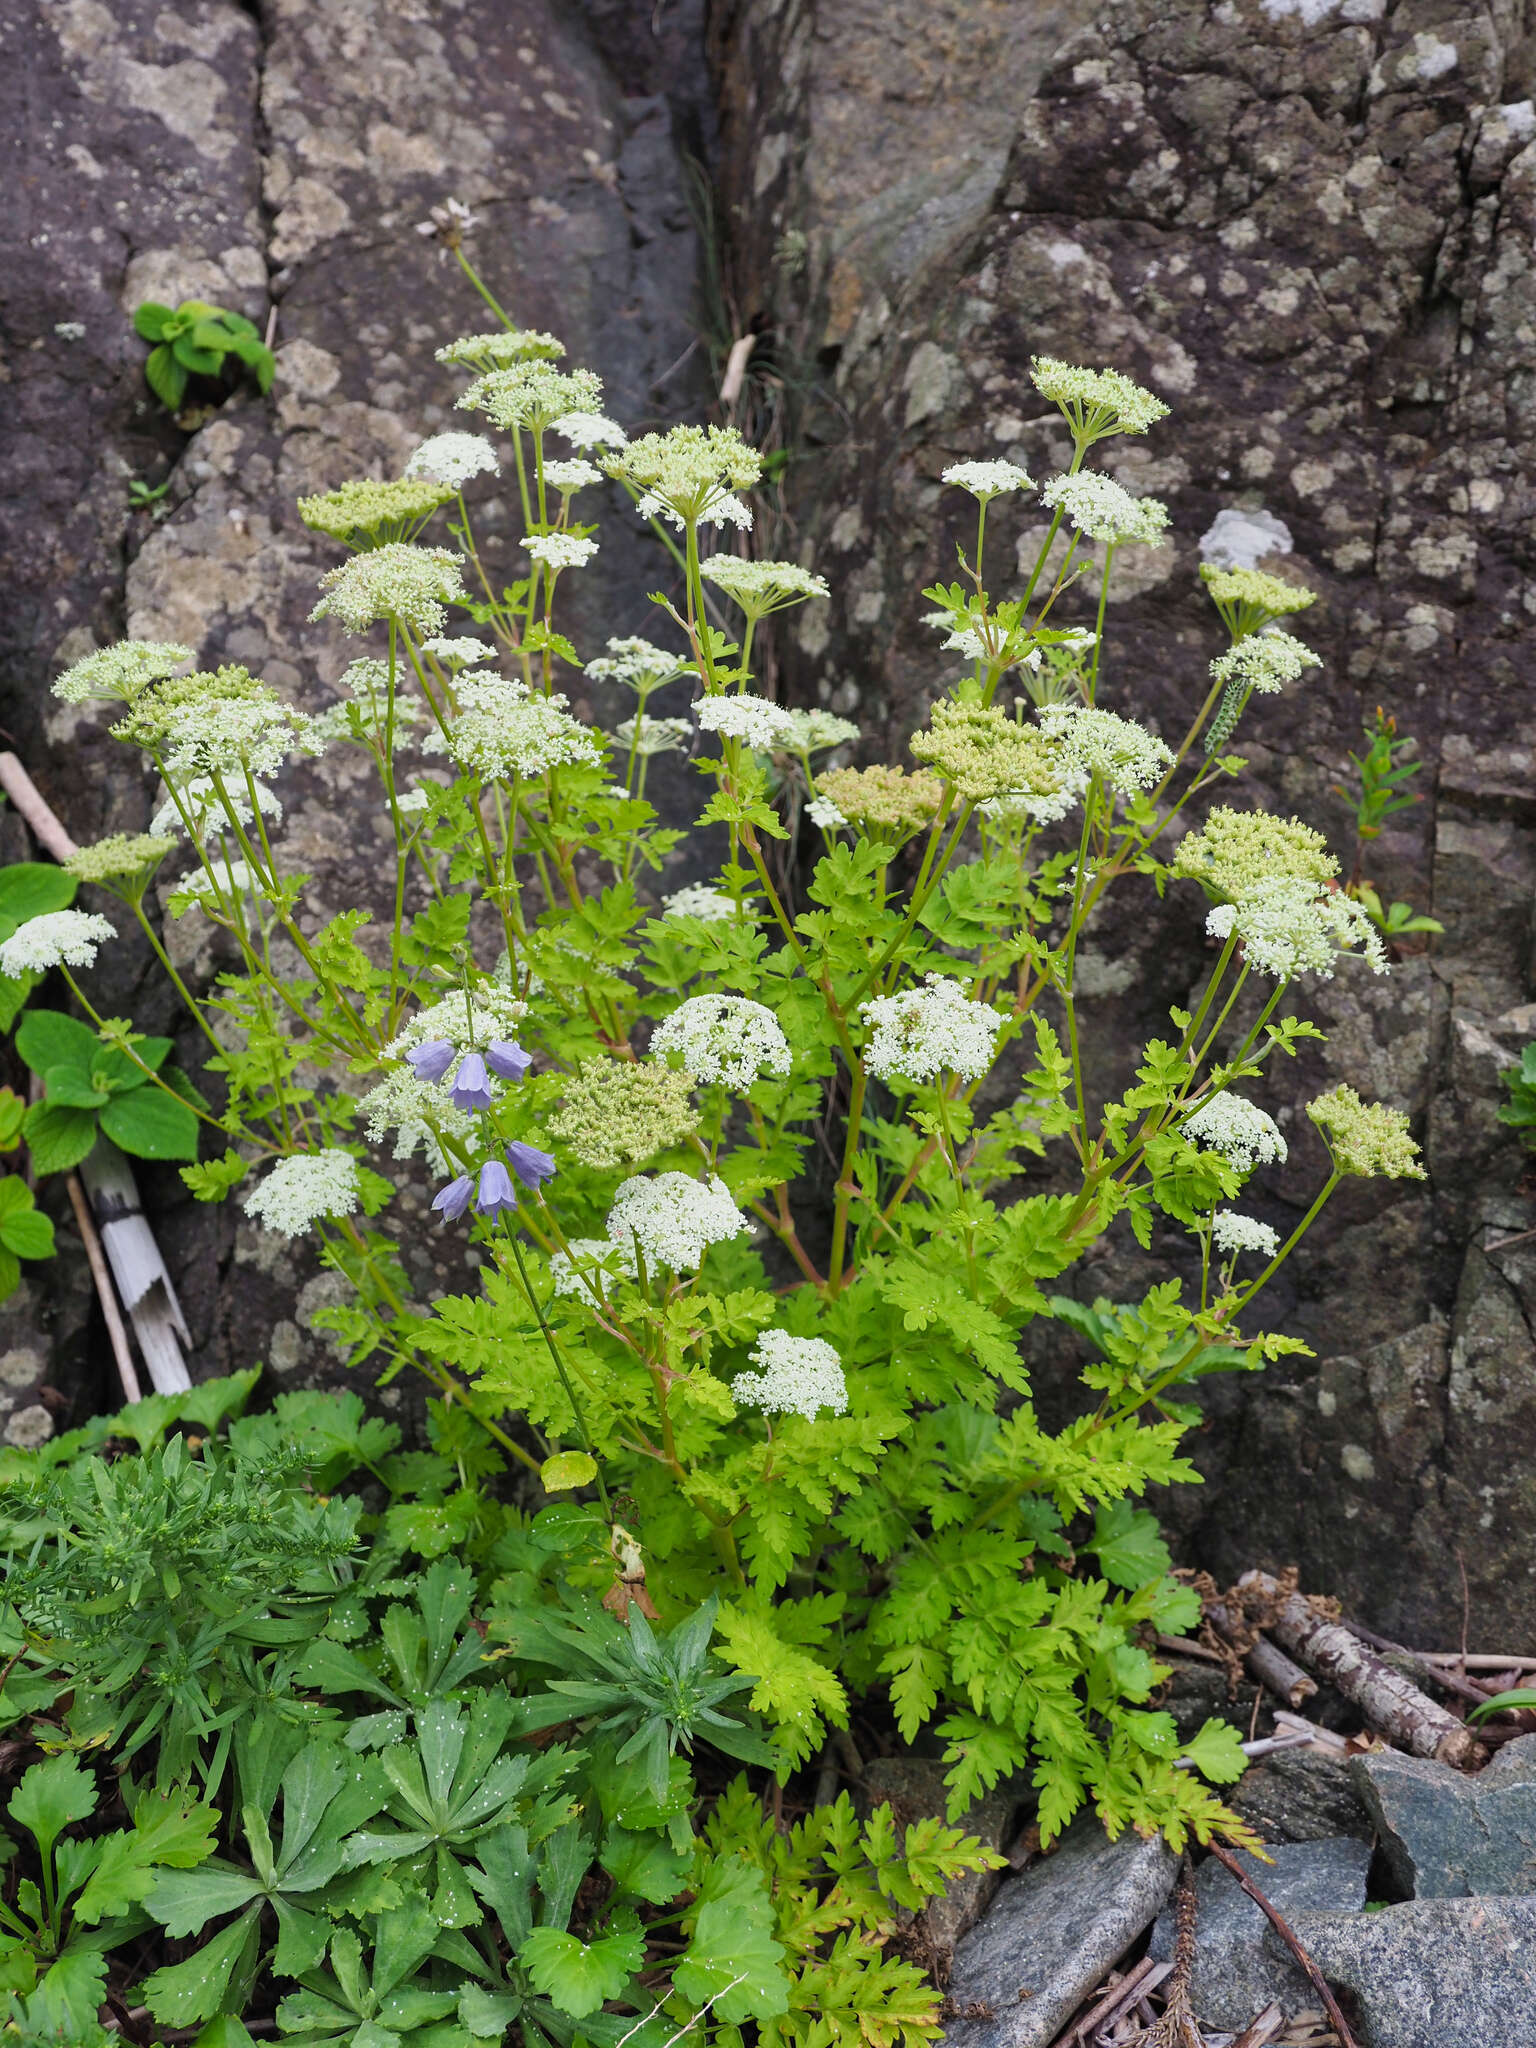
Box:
(1240, 1572, 1484, 1768)
(65, 1172, 141, 1407)
(1422, 1652, 1536, 1673)
(1205, 1841, 1360, 2048)
(1207, 1597, 1317, 1708)
(1341, 1615, 1508, 1709)
(1062, 1955, 1171, 2046)
(0, 753, 77, 861)
(1230, 2003, 1285, 2048)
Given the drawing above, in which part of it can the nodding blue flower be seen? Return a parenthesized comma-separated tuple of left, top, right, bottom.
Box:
(449, 1050, 494, 1111)
(407, 1038, 457, 1083)
(485, 1039, 532, 1082)
(431, 1174, 473, 1221)
(475, 1158, 517, 1218)
(505, 1141, 558, 1190)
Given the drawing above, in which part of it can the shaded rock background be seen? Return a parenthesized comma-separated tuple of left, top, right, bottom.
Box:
(2, 0, 1534, 1643)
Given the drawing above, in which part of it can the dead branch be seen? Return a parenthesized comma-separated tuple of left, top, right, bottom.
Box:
(1237, 1571, 1485, 1768)
(1204, 1840, 1360, 2048)
(1230, 2004, 1285, 2048)
(65, 1173, 141, 1406)
(1207, 1596, 1317, 1709)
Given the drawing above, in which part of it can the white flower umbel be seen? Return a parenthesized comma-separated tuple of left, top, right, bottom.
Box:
(610, 424, 761, 524)
(1211, 1210, 1281, 1260)
(311, 544, 468, 636)
(360, 1069, 474, 1175)
(243, 1150, 360, 1239)
(151, 775, 283, 841)
(979, 765, 1089, 827)
(698, 556, 829, 617)
(550, 1236, 639, 1299)
(585, 637, 689, 692)
(806, 793, 848, 830)
(524, 533, 599, 572)
(614, 715, 692, 757)
(436, 329, 565, 371)
(781, 709, 860, 753)
(0, 911, 116, 975)
(860, 975, 1009, 1085)
(542, 458, 602, 496)
(552, 411, 628, 450)
(660, 885, 736, 922)
(422, 636, 498, 669)
(1206, 877, 1388, 979)
(941, 459, 1035, 500)
(405, 433, 499, 489)
(731, 1329, 848, 1422)
(1030, 357, 1170, 440)
(459, 363, 604, 431)
(167, 863, 264, 917)
(693, 694, 798, 750)
(1182, 1093, 1288, 1171)
(636, 490, 753, 533)
(448, 675, 600, 780)
(1036, 702, 1174, 794)
(605, 1171, 750, 1271)
(1040, 473, 1169, 546)
(1209, 630, 1323, 695)
(650, 993, 791, 1090)
(54, 640, 191, 705)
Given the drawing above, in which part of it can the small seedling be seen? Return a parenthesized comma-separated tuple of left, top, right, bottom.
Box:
(132, 299, 275, 413)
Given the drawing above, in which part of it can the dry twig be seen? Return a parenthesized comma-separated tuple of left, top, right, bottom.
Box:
(65, 1172, 140, 1406)
(1204, 1842, 1359, 2048)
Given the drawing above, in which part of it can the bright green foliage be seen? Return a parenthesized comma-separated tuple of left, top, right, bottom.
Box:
(0, 1179, 54, 1303)
(133, 300, 275, 412)
(1499, 1043, 1536, 1151)
(15, 1009, 200, 1172)
(0, 864, 77, 1034)
(24, 282, 1441, 2031)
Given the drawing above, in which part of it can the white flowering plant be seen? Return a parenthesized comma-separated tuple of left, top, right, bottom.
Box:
(31, 297, 1437, 2013)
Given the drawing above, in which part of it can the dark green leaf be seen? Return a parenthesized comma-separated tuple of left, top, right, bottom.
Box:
(15, 1009, 100, 1079)
(22, 1101, 98, 1175)
(100, 1085, 200, 1161)
(0, 865, 76, 941)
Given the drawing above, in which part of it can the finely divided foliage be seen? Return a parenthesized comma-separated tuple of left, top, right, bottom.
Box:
(19, 298, 1432, 2042)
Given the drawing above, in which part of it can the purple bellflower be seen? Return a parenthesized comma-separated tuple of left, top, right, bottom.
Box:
(505, 1141, 557, 1190)
(407, 1038, 456, 1083)
(431, 1174, 473, 1221)
(475, 1158, 517, 1218)
(449, 1051, 494, 1112)
(485, 1039, 532, 1082)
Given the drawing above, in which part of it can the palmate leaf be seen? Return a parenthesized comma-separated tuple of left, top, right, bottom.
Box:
(675, 1858, 787, 2023)
(519, 1925, 644, 2019)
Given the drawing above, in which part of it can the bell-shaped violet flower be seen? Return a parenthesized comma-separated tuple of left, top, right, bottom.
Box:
(449, 1050, 494, 1111)
(506, 1141, 557, 1190)
(475, 1158, 518, 1219)
(407, 1038, 456, 1083)
(431, 1173, 473, 1221)
(486, 1038, 532, 1082)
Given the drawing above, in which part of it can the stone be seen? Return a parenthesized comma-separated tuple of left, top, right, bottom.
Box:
(1292, 1896, 1536, 2048)
(1229, 1743, 1374, 1845)
(860, 1756, 1022, 1956)
(1352, 1743, 1536, 1897)
(712, 0, 1536, 1644)
(1148, 1839, 1370, 2028)
(941, 1814, 1175, 2048)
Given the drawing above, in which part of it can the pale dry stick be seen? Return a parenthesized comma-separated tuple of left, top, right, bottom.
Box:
(1203, 1841, 1360, 2048)
(0, 752, 76, 862)
(1238, 1571, 1485, 1768)
(1423, 1652, 1536, 1673)
(65, 1171, 141, 1406)
(1340, 1616, 1509, 1712)
(1229, 2002, 1285, 2048)
(1062, 1956, 1171, 2045)
(719, 332, 758, 408)
(1207, 1596, 1317, 1710)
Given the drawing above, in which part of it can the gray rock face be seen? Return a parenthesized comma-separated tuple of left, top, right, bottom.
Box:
(1148, 1839, 1371, 2028)
(1354, 1742, 1536, 1897)
(942, 1815, 1175, 2048)
(1230, 1743, 1374, 1845)
(0, 0, 711, 1387)
(1294, 1896, 1536, 2048)
(712, 0, 1536, 1641)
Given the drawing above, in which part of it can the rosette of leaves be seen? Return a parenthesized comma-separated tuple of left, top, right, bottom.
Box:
(133, 300, 275, 413)
(0, 1430, 360, 1784)
(0, 1752, 215, 2036)
(15, 1010, 202, 1173)
(494, 1595, 776, 1802)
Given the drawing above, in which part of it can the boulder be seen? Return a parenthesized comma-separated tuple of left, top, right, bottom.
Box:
(1294, 1895, 1536, 2048)
(1353, 1740, 1536, 1898)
